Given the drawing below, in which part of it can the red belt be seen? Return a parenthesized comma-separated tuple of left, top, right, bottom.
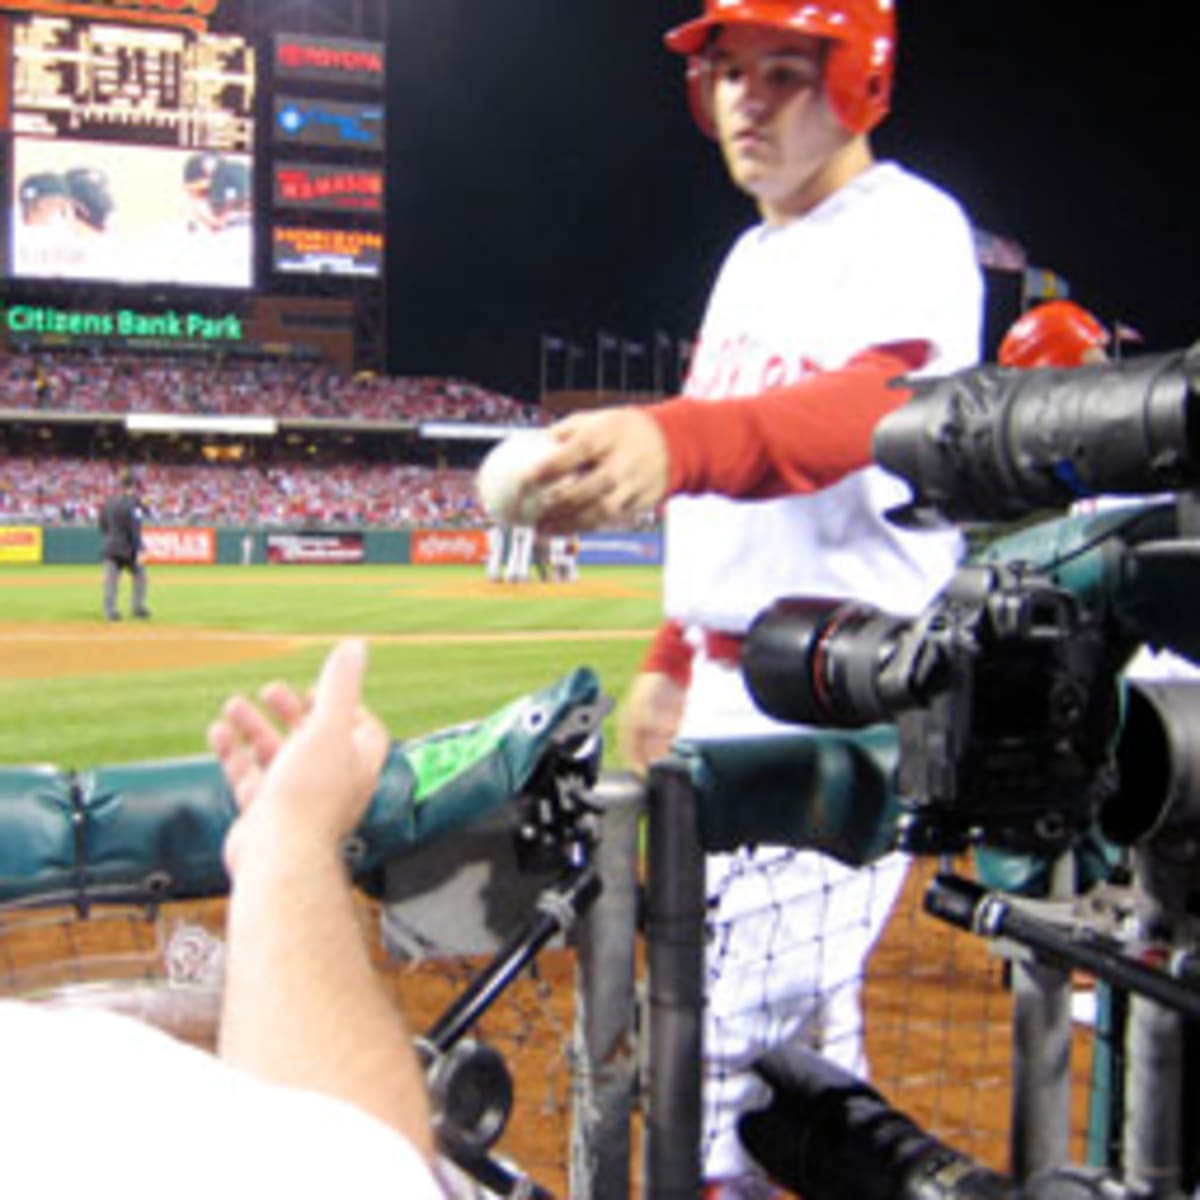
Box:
(702, 630, 745, 666)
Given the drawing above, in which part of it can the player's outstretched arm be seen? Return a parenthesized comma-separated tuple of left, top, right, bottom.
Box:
(530, 341, 929, 530)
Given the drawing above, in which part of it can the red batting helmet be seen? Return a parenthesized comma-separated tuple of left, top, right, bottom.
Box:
(665, 0, 896, 137)
(997, 301, 1111, 369)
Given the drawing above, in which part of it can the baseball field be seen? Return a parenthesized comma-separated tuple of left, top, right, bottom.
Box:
(0, 563, 661, 768)
(0, 561, 663, 1191)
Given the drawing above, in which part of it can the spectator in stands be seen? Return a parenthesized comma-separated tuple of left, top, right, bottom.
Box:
(0, 640, 440, 1196)
(0, 350, 541, 426)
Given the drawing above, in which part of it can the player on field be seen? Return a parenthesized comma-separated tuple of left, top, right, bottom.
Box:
(530, 2, 983, 1191)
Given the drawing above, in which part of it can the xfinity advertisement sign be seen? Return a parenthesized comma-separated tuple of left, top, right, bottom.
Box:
(274, 98, 384, 151)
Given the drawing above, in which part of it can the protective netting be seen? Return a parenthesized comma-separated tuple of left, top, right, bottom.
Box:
(0, 855, 1100, 1197)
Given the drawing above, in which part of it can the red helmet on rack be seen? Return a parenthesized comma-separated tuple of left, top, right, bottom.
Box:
(997, 301, 1111, 369)
(665, 0, 896, 138)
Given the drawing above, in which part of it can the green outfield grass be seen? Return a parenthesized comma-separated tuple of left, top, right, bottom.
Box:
(0, 564, 661, 768)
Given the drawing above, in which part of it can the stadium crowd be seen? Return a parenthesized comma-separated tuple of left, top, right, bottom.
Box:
(0, 455, 481, 527)
(0, 350, 542, 426)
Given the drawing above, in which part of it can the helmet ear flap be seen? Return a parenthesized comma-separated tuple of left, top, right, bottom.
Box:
(685, 56, 717, 139)
(823, 34, 893, 134)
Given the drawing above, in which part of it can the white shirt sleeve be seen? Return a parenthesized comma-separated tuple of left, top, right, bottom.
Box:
(0, 1001, 443, 1199)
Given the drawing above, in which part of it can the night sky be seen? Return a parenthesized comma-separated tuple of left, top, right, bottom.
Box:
(382, 3, 1199, 401)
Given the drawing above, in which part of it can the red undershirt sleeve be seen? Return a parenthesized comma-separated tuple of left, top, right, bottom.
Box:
(640, 619, 693, 688)
(646, 341, 932, 500)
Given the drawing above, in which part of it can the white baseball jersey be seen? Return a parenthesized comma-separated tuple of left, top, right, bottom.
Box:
(665, 161, 982, 636)
(667, 161, 984, 1188)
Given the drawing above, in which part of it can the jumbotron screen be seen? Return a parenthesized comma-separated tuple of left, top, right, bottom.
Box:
(4, 12, 256, 288)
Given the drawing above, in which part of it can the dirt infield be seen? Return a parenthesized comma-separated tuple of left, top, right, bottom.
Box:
(0, 622, 653, 680)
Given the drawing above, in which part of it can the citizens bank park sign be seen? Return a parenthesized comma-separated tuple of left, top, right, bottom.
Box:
(3, 304, 243, 344)
(0, 0, 220, 31)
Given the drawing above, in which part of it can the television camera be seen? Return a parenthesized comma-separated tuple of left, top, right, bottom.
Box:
(734, 345, 1200, 1199)
(742, 344, 1200, 856)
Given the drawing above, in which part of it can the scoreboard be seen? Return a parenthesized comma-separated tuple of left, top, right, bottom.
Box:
(1, 6, 387, 300)
(4, 11, 255, 288)
(14, 16, 254, 149)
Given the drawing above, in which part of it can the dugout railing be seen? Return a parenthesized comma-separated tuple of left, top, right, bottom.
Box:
(2, 743, 1193, 1195)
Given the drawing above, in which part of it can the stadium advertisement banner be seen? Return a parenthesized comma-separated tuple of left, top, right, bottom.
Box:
(411, 529, 489, 566)
(274, 33, 385, 89)
(142, 527, 215, 565)
(577, 531, 663, 566)
(273, 163, 383, 214)
(274, 98, 384, 152)
(0, 526, 44, 564)
(272, 227, 382, 278)
(10, 139, 254, 288)
(266, 532, 365, 565)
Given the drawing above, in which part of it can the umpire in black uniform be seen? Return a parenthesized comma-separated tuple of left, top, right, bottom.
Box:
(100, 470, 150, 621)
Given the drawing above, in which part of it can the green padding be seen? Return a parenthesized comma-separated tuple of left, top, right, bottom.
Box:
(0, 668, 604, 907)
(973, 824, 1120, 898)
(676, 726, 902, 866)
(81, 758, 236, 901)
(0, 766, 75, 896)
(355, 666, 603, 868)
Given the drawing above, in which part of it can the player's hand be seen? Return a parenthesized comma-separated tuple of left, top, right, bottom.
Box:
(208, 639, 390, 876)
(618, 670, 687, 775)
(529, 408, 669, 532)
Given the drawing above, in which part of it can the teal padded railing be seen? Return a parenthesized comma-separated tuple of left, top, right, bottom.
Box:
(675, 725, 902, 866)
(0, 667, 604, 910)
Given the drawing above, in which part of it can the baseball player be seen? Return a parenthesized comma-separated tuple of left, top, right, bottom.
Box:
(14, 172, 86, 277)
(485, 522, 506, 582)
(549, 534, 579, 582)
(163, 152, 253, 286)
(530, 2, 983, 1191)
(998, 300, 1111, 369)
(503, 524, 535, 584)
(64, 166, 116, 235)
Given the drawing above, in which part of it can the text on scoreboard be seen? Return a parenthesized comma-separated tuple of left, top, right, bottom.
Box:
(13, 14, 254, 150)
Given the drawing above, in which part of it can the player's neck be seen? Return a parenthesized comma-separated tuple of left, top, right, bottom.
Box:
(758, 136, 875, 226)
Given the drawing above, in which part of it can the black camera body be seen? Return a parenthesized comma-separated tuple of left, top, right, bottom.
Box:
(744, 562, 1122, 854)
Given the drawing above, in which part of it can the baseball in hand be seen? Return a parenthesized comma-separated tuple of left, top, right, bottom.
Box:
(476, 429, 556, 525)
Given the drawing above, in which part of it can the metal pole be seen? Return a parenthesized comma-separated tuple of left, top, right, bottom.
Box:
(1122, 842, 1192, 1198)
(571, 771, 646, 1200)
(644, 757, 706, 1198)
(1009, 853, 1074, 1184)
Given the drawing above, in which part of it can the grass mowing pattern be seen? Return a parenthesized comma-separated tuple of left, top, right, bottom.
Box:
(0, 564, 660, 766)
